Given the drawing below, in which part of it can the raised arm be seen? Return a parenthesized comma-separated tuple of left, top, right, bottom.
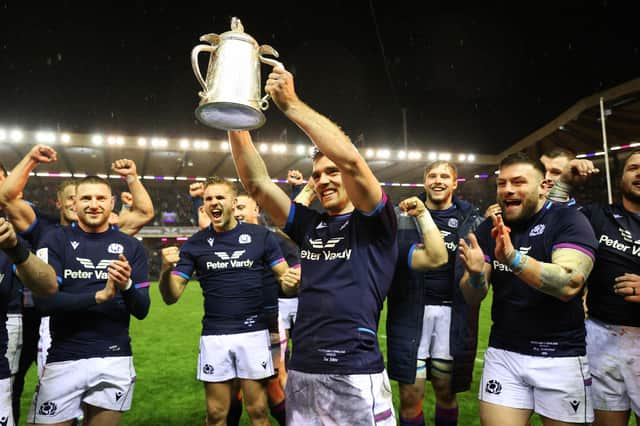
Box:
(0, 144, 57, 232)
(398, 196, 447, 271)
(158, 246, 188, 305)
(0, 218, 57, 296)
(265, 67, 382, 212)
(228, 130, 292, 227)
(111, 159, 154, 236)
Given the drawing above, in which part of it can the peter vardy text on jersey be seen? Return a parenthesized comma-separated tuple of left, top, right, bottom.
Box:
(300, 248, 352, 261)
(599, 234, 640, 256)
(64, 269, 109, 280)
(206, 259, 254, 270)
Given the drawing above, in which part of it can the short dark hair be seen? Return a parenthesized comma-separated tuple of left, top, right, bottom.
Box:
(310, 147, 324, 162)
(622, 149, 640, 169)
(499, 152, 546, 178)
(203, 176, 238, 197)
(75, 176, 111, 193)
(542, 147, 576, 160)
(423, 160, 458, 181)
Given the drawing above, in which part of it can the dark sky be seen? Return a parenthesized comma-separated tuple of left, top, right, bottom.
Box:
(1, 1, 638, 154)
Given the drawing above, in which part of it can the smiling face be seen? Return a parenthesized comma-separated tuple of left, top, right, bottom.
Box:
(496, 162, 546, 225)
(234, 195, 259, 224)
(311, 155, 353, 215)
(540, 154, 571, 190)
(75, 182, 113, 233)
(621, 152, 640, 209)
(56, 182, 78, 225)
(203, 183, 238, 232)
(423, 162, 457, 210)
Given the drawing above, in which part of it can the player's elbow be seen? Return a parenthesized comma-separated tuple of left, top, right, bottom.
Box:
(132, 303, 150, 320)
(32, 281, 59, 298)
(557, 276, 585, 302)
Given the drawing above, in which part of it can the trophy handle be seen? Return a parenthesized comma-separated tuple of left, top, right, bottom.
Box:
(259, 45, 284, 110)
(191, 44, 218, 95)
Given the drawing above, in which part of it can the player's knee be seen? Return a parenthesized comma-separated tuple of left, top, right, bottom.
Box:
(205, 401, 228, 424)
(244, 399, 269, 420)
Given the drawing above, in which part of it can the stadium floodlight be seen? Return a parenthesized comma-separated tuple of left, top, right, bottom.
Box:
(439, 152, 451, 160)
(36, 131, 56, 143)
(408, 151, 422, 160)
(365, 149, 374, 158)
(10, 129, 24, 143)
(60, 133, 71, 143)
(59, 172, 73, 177)
(73, 173, 87, 178)
(428, 152, 437, 160)
(91, 134, 103, 145)
(97, 174, 108, 179)
(259, 143, 269, 153)
(180, 139, 190, 149)
(458, 154, 467, 162)
(0, 128, 6, 141)
(220, 141, 229, 151)
(467, 154, 476, 162)
(376, 149, 390, 159)
(109, 174, 120, 179)
(151, 138, 168, 148)
(137, 137, 147, 147)
(296, 145, 306, 155)
(397, 150, 406, 160)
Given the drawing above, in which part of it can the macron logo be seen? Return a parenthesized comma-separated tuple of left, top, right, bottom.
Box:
(71, 241, 79, 250)
(315, 222, 328, 230)
(214, 251, 245, 260)
(309, 237, 343, 249)
(76, 258, 113, 269)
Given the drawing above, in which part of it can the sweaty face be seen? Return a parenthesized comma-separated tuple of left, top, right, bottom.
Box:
(497, 163, 545, 225)
(57, 184, 78, 225)
(311, 156, 353, 215)
(424, 164, 457, 209)
(621, 153, 640, 205)
(75, 183, 113, 232)
(204, 184, 237, 232)
(234, 195, 259, 224)
(540, 155, 570, 189)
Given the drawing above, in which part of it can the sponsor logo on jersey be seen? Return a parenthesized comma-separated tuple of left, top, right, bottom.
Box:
(302, 237, 351, 261)
(207, 237, 214, 247)
(529, 224, 546, 237)
(38, 401, 58, 416)
(599, 234, 640, 257)
(64, 258, 114, 280)
(238, 234, 251, 244)
(619, 227, 633, 243)
(206, 250, 253, 269)
(485, 379, 502, 395)
(71, 241, 79, 250)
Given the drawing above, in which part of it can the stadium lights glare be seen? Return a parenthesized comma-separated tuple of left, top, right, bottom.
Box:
(137, 137, 147, 147)
(10, 129, 24, 143)
(179, 139, 190, 149)
(467, 154, 476, 162)
(36, 131, 56, 143)
(151, 138, 168, 148)
(296, 145, 306, 155)
(376, 149, 390, 159)
(259, 143, 269, 153)
(408, 151, 422, 160)
(365, 149, 374, 158)
(60, 133, 71, 143)
(91, 134, 103, 145)
(438, 152, 451, 161)
(397, 150, 406, 160)
(458, 154, 467, 162)
(0, 128, 6, 141)
(428, 152, 437, 160)
(220, 141, 229, 151)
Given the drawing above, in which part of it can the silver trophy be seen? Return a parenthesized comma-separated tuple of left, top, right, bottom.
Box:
(191, 17, 282, 131)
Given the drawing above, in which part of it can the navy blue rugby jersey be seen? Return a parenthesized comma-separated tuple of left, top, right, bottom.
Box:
(423, 206, 459, 305)
(37, 224, 150, 362)
(283, 192, 398, 374)
(581, 203, 640, 327)
(476, 202, 597, 357)
(173, 222, 285, 335)
(0, 251, 12, 378)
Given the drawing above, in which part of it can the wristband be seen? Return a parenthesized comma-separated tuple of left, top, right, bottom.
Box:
(4, 240, 30, 265)
(469, 270, 487, 289)
(512, 254, 528, 275)
(509, 250, 522, 271)
(123, 279, 133, 291)
(121, 205, 131, 209)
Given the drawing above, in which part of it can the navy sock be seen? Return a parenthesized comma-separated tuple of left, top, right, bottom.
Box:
(270, 400, 286, 425)
(435, 405, 458, 426)
(399, 410, 425, 426)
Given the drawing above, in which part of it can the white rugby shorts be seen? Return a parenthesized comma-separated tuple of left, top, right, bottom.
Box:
(586, 318, 640, 415)
(417, 305, 453, 361)
(198, 329, 273, 382)
(479, 346, 594, 423)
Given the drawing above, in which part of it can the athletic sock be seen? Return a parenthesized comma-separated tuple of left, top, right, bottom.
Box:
(269, 400, 286, 425)
(399, 410, 425, 426)
(435, 405, 458, 426)
(226, 396, 243, 426)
